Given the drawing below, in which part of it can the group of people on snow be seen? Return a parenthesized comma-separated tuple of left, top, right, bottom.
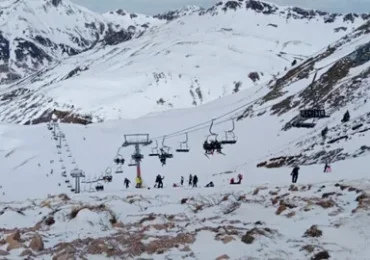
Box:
(122, 172, 245, 189)
(122, 162, 332, 189)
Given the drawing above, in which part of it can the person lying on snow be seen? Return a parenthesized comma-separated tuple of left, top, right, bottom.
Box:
(205, 181, 214, 187)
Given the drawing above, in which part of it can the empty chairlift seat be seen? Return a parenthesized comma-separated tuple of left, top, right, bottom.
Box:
(300, 109, 327, 118)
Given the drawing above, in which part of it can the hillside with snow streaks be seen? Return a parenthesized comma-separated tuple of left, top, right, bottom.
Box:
(236, 20, 370, 167)
(1, 0, 369, 123)
(0, 0, 162, 83)
(1, 3, 370, 258)
(2, 16, 370, 200)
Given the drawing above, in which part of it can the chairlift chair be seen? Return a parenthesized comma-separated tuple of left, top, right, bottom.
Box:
(61, 165, 65, 170)
(298, 71, 329, 120)
(68, 154, 72, 158)
(131, 153, 144, 161)
(113, 155, 125, 165)
(65, 180, 70, 183)
(95, 183, 104, 191)
(160, 136, 174, 158)
(128, 159, 137, 167)
(115, 165, 124, 174)
(103, 175, 113, 182)
(220, 119, 238, 145)
(149, 140, 160, 156)
(299, 109, 327, 119)
(67, 184, 72, 188)
(203, 119, 224, 155)
(57, 150, 61, 154)
(72, 160, 76, 164)
(70, 189, 75, 192)
(59, 158, 63, 162)
(292, 121, 316, 128)
(176, 133, 190, 153)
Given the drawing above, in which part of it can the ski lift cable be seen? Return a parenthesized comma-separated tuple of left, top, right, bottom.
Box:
(150, 58, 353, 142)
(99, 54, 349, 174)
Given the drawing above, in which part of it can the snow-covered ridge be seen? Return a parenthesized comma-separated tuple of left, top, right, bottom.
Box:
(0, 0, 163, 83)
(154, 0, 370, 23)
(1, 0, 368, 124)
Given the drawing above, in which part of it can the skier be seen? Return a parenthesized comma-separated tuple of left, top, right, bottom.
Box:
(291, 165, 300, 183)
(205, 181, 214, 187)
(192, 175, 198, 187)
(124, 178, 131, 188)
(156, 174, 164, 188)
(188, 174, 193, 186)
(155, 174, 160, 188)
(323, 163, 331, 173)
(180, 176, 184, 186)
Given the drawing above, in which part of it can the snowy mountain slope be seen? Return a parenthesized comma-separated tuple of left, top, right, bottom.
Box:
(231, 20, 370, 167)
(1, 19, 370, 257)
(1, 0, 369, 124)
(1, 8, 370, 201)
(0, 0, 162, 84)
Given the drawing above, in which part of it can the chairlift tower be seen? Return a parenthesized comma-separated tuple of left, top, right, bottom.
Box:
(51, 121, 58, 137)
(57, 132, 65, 148)
(70, 168, 85, 194)
(122, 134, 152, 180)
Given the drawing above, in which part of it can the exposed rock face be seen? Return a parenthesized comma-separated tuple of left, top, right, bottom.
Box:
(5, 230, 23, 251)
(29, 233, 44, 251)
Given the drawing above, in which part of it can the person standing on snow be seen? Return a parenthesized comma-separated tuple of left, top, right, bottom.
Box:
(291, 166, 300, 183)
(180, 176, 184, 186)
(136, 176, 142, 188)
(156, 174, 164, 188)
(124, 178, 131, 188)
(188, 174, 193, 186)
(192, 175, 198, 187)
(323, 163, 331, 173)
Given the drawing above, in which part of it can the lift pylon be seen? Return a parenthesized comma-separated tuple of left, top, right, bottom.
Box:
(122, 134, 152, 185)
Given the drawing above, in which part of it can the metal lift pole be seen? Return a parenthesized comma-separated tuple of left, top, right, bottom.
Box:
(122, 134, 152, 183)
(71, 168, 85, 194)
(135, 143, 141, 179)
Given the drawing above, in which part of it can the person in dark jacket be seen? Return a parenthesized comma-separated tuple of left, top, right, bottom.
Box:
(180, 176, 184, 186)
(291, 166, 300, 183)
(188, 174, 193, 186)
(124, 178, 131, 188)
(192, 175, 198, 187)
(156, 174, 164, 188)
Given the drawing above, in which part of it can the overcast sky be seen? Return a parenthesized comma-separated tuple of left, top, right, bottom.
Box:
(71, 0, 370, 15)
